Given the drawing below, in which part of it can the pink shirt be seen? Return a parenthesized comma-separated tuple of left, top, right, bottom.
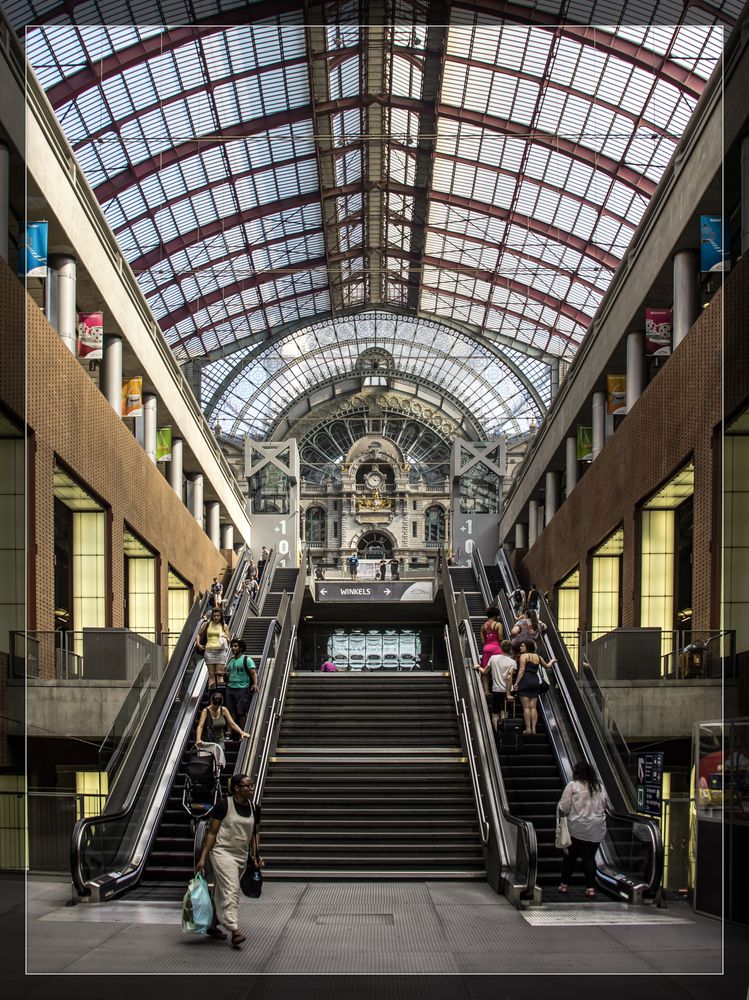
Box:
(320, 661, 337, 672)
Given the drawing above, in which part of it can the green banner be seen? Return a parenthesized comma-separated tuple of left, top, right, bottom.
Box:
(576, 426, 592, 461)
(156, 426, 172, 462)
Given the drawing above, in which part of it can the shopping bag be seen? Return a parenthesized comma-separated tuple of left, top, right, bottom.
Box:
(555, 813, 572, 850)
(182, 872, 213, 934)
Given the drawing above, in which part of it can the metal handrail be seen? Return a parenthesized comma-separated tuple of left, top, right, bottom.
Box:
(255, 625, 298, 801)
(256, 547, 277, 612)
(495, 551, 663, 899)
(232, 617, 282, 780)
(444, 625, 460, 717)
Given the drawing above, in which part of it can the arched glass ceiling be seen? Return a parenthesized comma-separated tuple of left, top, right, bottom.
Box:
(201, 312, 549, 440)
(15, 0, 739, 427)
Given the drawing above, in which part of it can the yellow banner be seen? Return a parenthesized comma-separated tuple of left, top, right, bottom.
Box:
(121, 377, 143, 418)
(607, 375, 626, 415)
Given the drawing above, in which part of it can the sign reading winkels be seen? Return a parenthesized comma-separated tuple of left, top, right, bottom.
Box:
(315, 581, 433, 602)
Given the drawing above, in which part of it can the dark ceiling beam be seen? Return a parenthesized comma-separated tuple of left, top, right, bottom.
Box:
(407, 14, 448, 312)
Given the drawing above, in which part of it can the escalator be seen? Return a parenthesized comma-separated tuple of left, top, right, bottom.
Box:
(70, 549, 263, 902)
(465, 547, 663, 903)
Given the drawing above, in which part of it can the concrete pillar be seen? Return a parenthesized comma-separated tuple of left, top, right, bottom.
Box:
(48, 254, 77, 354)
(0, 144, 8, 262)
(626, 331, 646, 410)
(549, 359, 560, 400)
(143, 393, 157, 463)
(207, 502, 221, 548)
(528, 501, 538, 547)
(592, 391, 606, 459)
(514, 523, 527, 549)
(742, 137, 749, 255)
(191, 474, 204, 529)
(565, 435, 578, 496)
(100, 334, 123, 413)
(536, 505, 545, 539)
(545, 471, 560, 526)
(221, 524, 234, 550)
(672, 249, 699, 350)
(168, 437, 183, 499)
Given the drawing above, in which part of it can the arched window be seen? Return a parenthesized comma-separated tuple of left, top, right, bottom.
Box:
(424, 506, 445, 546)
(305, 507, 327, 547)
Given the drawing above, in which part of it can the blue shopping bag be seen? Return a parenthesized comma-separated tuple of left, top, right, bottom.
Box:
(182, 872, 213, 934)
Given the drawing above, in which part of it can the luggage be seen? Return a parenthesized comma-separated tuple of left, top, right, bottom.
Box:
(497, 698, 524, 753)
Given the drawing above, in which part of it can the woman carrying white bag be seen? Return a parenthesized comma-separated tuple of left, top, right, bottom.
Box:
(557, 761, 609, 899)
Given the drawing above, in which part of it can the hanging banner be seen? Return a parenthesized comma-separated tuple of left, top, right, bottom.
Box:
(576, 426, 592, 462)
(121, 377, 143, 418)
(76, 311, 103, 359)
(607, 375, 626, 415)
(700, 215, 730, 273)
(645, 307, 672, 357)
(156, 426, 172, 462)
(19, 221, 48, 278)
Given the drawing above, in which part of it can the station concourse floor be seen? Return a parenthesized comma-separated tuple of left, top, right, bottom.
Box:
(5, 875, 747, 998)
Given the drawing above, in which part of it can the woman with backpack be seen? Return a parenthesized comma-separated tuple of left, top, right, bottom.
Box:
(224, 638, 259, 729)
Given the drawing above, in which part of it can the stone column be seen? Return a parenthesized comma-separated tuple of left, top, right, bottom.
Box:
(528, 500, 538, 547)
(100, 333, 123, 413)
(48, 254, 77, 354)
(565, 435, 578, 496)
(221, 524, 234, 550)
(143, 394, 157, 463)
(168, 437, 183, 499)
(626, 331, 646, 410)
(536, 505, 545, 539)
(514, 523, 527, 549)
(207, 502, 221, 548)
(545, 471, 560, 526)
(592, 391, 606, 459)
(191, 474, 204, 529)
(549, 359, 560, 400)
(672, 249, 699, 350)
(0, 144, 8, 262)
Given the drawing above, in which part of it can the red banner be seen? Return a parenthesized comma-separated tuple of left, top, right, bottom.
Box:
(645, 308, 671, 356)
(77, 311, 103, 359)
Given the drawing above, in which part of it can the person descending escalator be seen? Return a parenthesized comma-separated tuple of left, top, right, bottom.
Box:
(224, 639, 259, 730)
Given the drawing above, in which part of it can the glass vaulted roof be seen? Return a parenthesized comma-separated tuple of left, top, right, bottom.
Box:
(14, 0, 740, 437)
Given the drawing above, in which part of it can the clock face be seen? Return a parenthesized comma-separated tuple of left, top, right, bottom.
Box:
(365, 470, 384, 489)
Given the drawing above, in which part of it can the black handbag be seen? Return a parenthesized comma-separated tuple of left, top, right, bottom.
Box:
(240, 854, 262, 898)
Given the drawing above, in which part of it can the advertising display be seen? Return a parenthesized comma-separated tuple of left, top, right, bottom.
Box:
(607, 375, 626, 414)
(576, 426, 593, 461)
(19, 221, 48, 277)
(76, 311, 103, 359)
(121, 376, 143, 418)
(700, 214, 730, 273)
(645, 307, 672, 356)
(156, 427, 172, 462)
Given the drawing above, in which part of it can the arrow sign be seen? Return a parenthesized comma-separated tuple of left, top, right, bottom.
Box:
(383, 588, 391, 595)
(320, 588, 327, 595)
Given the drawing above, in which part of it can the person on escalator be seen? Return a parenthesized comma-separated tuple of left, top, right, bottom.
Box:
(510, 639, 556, 735)
(475, 639, 516, 730)
(225, 639, 259, 729)
(557, 761, 609, 899)
(196, 608, 232, 688)
(196, 773, 263, 948)
(479, 608, 504, 698)
(195, 692, 250, 768)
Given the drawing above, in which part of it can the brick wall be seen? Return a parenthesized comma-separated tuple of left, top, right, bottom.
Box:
(0, 257, 226, 684)
(519, 254, 749, 634)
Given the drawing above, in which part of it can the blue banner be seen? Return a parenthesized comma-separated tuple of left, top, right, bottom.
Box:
(19, 221, 48, 278)
(700, 215, 730, 273)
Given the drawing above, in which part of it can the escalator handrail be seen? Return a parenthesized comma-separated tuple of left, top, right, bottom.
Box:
(222, 543, 249, 610)
(71, 555, 250, 895)
(254, 625, 297, 802)
(495, 552, 664, 896)
(232, 615, 283, 780)
(256, 547, 277, 612)
(443, 628, 488, 843)
(455, 612, 538, 893)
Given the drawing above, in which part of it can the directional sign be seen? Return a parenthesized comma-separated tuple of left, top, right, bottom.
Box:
(315, 581, 433, 603)
(636, 751, 664, 817)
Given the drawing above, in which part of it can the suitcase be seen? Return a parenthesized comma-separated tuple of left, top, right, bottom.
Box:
(496, 698, 524, 753)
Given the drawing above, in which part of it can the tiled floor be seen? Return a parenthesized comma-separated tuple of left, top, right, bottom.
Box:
(23, 878, 728, 977)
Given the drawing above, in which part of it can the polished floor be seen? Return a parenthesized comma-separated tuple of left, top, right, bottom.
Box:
(22, 876, 728, 977)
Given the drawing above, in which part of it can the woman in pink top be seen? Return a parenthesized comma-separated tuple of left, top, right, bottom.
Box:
(320, 658, 337, 672)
